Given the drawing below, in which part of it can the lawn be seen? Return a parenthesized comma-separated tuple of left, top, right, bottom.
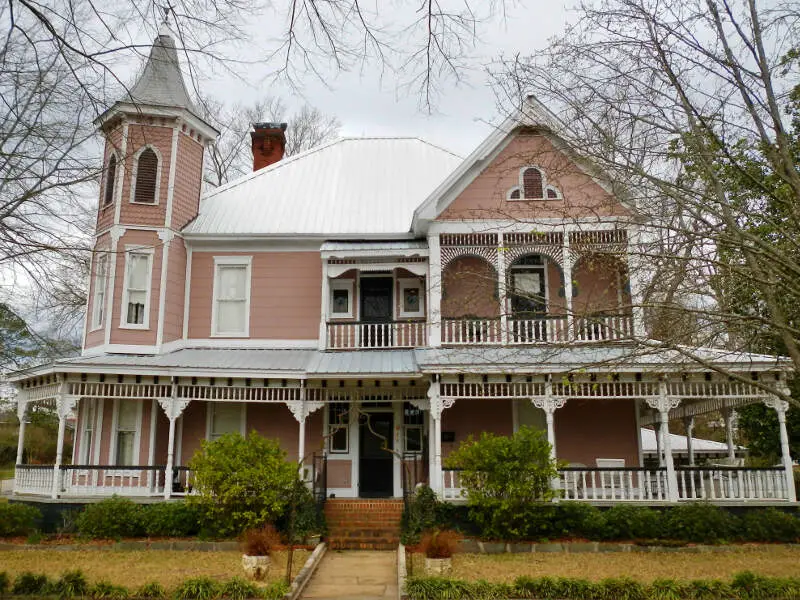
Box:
(409, 546, 800, 582)
(0, 464, 14, 479)
(0, 549, 310, 588)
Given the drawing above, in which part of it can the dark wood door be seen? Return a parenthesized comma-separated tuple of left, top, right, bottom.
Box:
(359, 412, 394, 497)
(360, 277, 393, 322)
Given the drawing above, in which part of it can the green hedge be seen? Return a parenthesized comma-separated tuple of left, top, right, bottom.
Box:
(406, 572, 800, 600)
(1, 570, 288, 600)
(402, 489, 800, 544)
(75, 498, 201, 539)
(0, 503, 42, 537)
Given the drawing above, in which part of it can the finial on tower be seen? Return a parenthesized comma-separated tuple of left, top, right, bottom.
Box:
(158, 4, 173, 37)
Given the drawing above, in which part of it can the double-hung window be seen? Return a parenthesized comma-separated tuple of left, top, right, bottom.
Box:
(79, 399, 96, 465)
(212, 257, 252, 336)
(208, 403, 244, 440)
(122, 249, 153, 328)
(114, 400, 139, 466)
(92, 254, 109, 330)
(328, 403, 350, 453)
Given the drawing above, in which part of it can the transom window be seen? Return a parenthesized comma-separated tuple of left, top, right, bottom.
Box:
(133, 147, 159, 204)
(212, 257, 252, 337)
(328, 402, 350, 453)
(122, 250, 153, 328)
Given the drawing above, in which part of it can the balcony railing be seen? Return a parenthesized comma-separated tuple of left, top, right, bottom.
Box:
(441, 466, 794, 503)
(327, 321, 428, 349)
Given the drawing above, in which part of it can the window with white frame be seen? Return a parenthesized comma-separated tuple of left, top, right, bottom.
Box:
(91, 254, 109, 330)
(403, 402, 424, 453)
(328, 403, 349, 453)
(507, 166, 562, 201)
(79, 399, 96, 465)
(329, 279, 354, 319)
(114, 401, 139, 466)
(131, 147, 160, 204)
(213, 257, 252, 336)
(208, 403, 244, 440)
(399, 278, 424, 318)
(103, 154, 117, 207)
(122, 250, 153, 327)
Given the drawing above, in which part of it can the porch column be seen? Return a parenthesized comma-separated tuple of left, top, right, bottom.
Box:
(647, 383, 680, 502)
(722, 407, 736, 461)
(53, 390, 78, 499)
(562, 229, 574, 341)
(763, 396, 797, 502)
(287, 391, 324, 477)
(158, 388, 190, 500)
(428, 378, 451, 496)
(684, 416, 695, 466)
(532, 382, 567, 463)
(497, 232, 508, 345)
(656, 420, 664, 466)
(427, 232, 442, 347)
(15, 397, 28, 466)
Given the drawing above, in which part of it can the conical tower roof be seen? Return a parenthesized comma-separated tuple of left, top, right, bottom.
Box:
(126, 25, 196, 112)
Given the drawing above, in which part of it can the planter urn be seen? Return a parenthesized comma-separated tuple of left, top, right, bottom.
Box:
(242, 554, 270, 580)
(424, 557, 453, 576)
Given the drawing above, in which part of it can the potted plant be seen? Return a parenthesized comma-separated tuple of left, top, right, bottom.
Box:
(419, 529, 460, 575)
(240, 524, 282, 581)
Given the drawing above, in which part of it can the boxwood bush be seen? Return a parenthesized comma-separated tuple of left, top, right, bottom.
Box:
(0, 503, 42, 537)
(141, 502, 200, 537)
(75, 497, 145, 539)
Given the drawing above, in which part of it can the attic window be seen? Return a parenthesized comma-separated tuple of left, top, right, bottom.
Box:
(523, 168, 543, 199)
(103, 155, 117, 206)
(133, 148, 158, 204)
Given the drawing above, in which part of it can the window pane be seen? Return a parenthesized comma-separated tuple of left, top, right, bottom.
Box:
(127, 290, 147, 324)
(128, 254, 149, 289)
(523, 168, 543, 199)
(403, 287, 420, 313)
(405, 427, 422, 453)
(211, 403, 241, 438)
(330, 427, 348, 452)
(219, 266, 246, 300)
(514, 272, 541, 296)
(328, 403, 349, 453)
(217, 300, 245, 333)
(332, 289, 349, 314)
(117, 401, 138, 430)
(116, 431, 135, 465)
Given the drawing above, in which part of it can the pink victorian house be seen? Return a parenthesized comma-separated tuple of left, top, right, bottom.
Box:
(9, 29, 796, 508)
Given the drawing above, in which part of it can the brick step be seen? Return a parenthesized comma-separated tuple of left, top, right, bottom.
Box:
(329, 528, 399, 536)
(326, 518, 402, 526)
(328, 540, 398, 550)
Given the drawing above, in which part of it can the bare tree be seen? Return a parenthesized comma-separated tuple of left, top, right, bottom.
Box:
(201, 97, 341, 186)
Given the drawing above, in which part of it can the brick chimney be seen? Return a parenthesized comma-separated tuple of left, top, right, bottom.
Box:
(251, 122, 288, 171)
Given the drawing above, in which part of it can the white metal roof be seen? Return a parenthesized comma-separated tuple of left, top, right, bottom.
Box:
(306, 350, 420, 376)
(183, 138, 462, 237)
(640, 428, 741, 454)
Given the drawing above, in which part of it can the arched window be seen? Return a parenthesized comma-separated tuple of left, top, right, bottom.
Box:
(133, 148, 158, 204)
(523, 167, 544, 199)
(509, 188, 521, 199)
(103, 155, 117, 206)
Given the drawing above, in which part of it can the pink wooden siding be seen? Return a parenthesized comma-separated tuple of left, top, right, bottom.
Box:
(171, 133, 205, 229)
(327, 460, 352, 488)
(441, 399, 514, 458)
(96, 131, 122, 232)
(572, 255, 630, 315)
(442, 256, 500, 319)
(84, 233, 112, 350)
(162, 237, 187, 343)
(179, 402, 207, 465)
(108, 229, 162, 346)
(556, 399, 639, 467)
(188, 252, 322, 340)
(439, 133, 629, 220)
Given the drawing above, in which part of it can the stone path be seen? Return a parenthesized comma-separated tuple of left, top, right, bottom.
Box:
(301, 550, 397, 600)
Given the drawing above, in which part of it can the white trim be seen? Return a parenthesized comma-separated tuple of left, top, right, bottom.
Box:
(321, 247, 429, 260)
(508, 257, 549, 315)
(506, 165, 562, 202)
(635, 399, 644, 467)
(182, 245, 192, 340)
(129, 144, 164, 205)
(211, 256, 253, 337)
(188, 240, 323, 253)
(205, 402, 247, 440)
(100, 151, 120, 212)
(113, 121, 128, 225)
(155, 233, 172, 346)
(95, 103, 219, 141)
(90, 253, 110, 331)
(148, 398, 157, 467)
(168, 338, 319, 350)
(326, 401, 351, 454)
(428, 218, 629, 235)
(176, 414, 184, 466)
(329, 279, 354, 319)
(108, 398, 143, 466)
(164, 127, 180, 228)
(93, 398, 104, 465)
(120, 246, 155, 329)
(103, 231, 122, 346)
(398, 277, 425, 318)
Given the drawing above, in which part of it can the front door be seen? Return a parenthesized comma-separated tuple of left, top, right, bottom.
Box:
(359, 412, 394, 497)
(360, 277, 393, 346)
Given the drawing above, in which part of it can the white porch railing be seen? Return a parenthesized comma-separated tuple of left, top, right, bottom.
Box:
(327, 321, 428, 349)
(14, 465, 55, 495)
(573, 314, 633, 342)
(441, 466, 794, 503)
(441, 318, 502, 345)
(676, 467, 790, 501)
(509, 317, 570, 343)
(558, 467, 669, 501)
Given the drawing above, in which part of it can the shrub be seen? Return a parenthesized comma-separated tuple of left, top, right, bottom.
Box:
(595, 577, 646, 600)
(218, 578, 259, 600)
(142, 502, 200, 537)
(0, 571, 9, 595)
(418, 529, 460, 558)
(554, 503, 606, 539)
(51, 570, 89, 599)
(260, 582, 289, 600)
(401, 485, 438, 546)
(241, 524, 283, 556)
(189, 432, 300, 536)
(741, 508, 800, 543)
(648, 578, 685, 600)
(173, 577, 219, 600)
(89, 581, 129, 600)
(662, 503, 737, 544)
(274, 482, 326, 543)
(136, 582, 167, 599)
(685, 579, 734, 600)
(602, 504, 662, 541)
(76, 497, 145, 539)
(0, 503, 42, 537)
(11, 572, 50, 596)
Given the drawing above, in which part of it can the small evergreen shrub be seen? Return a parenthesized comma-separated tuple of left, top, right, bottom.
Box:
(0, 571, 10, 595)
(88, 581, 129, 600)
(596, 577, 646, 600)
(51, 570, 89, 599)
(0, 503, 42, 537)
(602, 504, 661, 540)
(260, 582, 289, 600)
(218, 578, 259, 600)
(401, 485, 438, 546)
(142, 502, 200, 537)
(76, 497, 145, 539)
(173, 577, 219, 600)
(554, 502, 606, 539)
(136, 582, 167, 599)
(662, 503, 737, 544)
(740, 508, 800, 543)
(11, 572, 50, 596)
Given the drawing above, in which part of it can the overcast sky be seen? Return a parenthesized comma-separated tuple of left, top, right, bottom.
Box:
(186, 1, 572, 157)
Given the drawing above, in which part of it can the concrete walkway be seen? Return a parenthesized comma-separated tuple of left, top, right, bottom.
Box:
(301, 550, 397, 600)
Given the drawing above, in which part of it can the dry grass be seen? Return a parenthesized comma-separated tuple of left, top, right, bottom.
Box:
(410, 546, 800, 582)
(0, 549, 310, 588)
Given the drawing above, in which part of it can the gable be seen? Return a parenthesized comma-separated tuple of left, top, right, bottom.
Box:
(437, 131, 630, 221)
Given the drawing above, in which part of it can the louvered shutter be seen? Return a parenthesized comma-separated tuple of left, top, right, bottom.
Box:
(134, 148, 158, 204)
